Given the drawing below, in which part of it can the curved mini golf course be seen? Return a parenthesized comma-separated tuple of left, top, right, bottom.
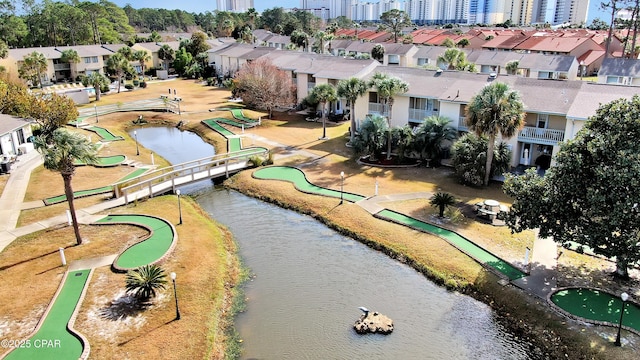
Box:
(3, 214, 176, 359)
(74, 155, 126, 167)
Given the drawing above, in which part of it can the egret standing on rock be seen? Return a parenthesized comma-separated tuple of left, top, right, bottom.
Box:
(358, 306, 369, 317)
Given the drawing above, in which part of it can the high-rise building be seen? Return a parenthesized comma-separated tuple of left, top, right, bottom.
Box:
(217, 0, 254, 12)
(531, 0, 588, 25)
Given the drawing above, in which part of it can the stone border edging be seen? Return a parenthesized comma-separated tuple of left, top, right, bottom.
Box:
(547, 286, 640, 337)
(92, 214, 178, 273)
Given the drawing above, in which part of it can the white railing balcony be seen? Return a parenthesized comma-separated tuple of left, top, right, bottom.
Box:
(458, 116, 468, 131)
(307, 82, 316, 89)
(54, 63, 70, 70)
(368, 103, 387, 116)
(518, 127, 565, 145)
(408, 109, 436, 122)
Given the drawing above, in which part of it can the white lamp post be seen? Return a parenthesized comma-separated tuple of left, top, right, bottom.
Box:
(170, 272, 181, 320)
(176, 189, 182, 225)
(94, 104, 98, 123)
(134, 130, 139, 156)
(340, 171, 345, 204)
(614, 292, 629, 346)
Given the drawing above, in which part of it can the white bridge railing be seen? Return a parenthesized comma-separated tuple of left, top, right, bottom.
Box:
(113, 148, 268, 203)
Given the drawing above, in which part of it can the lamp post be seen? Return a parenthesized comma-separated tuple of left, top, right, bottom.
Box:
(94, 104, 98, 123)
(580, 60, 585, 80)
(340, 171, 345, 204)
(134, 130, 139, 156)
(176, 189, 182, 225)
(170, 272, 181, 320)
(614, 292, 629, 346)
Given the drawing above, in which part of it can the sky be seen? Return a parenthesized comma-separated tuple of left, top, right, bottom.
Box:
(111, 1, 610, 25)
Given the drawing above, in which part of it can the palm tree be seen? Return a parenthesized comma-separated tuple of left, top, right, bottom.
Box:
(60, 49, 81, 81)
(19, 51, 48, 88)
(309, 83, 337, 140)
(0, 40, 8, 59)
(158, 44, 175, 71)
(33, 129, 98, 245)
(506, 60, 519, 75)
(392, 124, 414, 161)
(337, 77, 368, 145)
(314, 30, 327, 54)
(353, 114, 388, 160)
(368, 72, 408, 159)
(437, 48, 465, 70)
(430, 192, 456, 217)
(82, 72, 110, 101)
(465, 82, 525, 186)
(132, 50, 151, 79)
(414, 115, 458, 164)
(125, 264, 168, 300)
(106, 52, 131, 93)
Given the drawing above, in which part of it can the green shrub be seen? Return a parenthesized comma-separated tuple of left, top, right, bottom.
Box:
(133, 79, 140, 86)
(248, 155, 264, 167)
(140, 81, 147, 88)
(125, 84, 134, 90)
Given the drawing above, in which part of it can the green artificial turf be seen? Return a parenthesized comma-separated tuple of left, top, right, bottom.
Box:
(4, 270, 89, 360)
(84, 126, 124, 142)
(96, 214, 175, 270)
(551, 288, 640, 331)
(201, 119, 243, 152)
(74, 155, 126, 167)
(229, 109, 258, 123)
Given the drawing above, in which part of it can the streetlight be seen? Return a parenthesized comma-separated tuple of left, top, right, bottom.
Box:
(94, 104, 98, 123)
(176, 189, 182, 225)
(134, 130, 139, 156)
(614, 292, 629, 346)
(340, 171, 345, 204)
(170, 272, 181, 320)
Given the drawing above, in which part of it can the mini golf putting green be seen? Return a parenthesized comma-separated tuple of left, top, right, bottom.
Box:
(4, 270, 89, 360)
(253, 166, 365, 203)
(44, 168, 147, 205)
(74, 155, 126, 167)
(202, 119, 242, 152)
(230, 109, 258, 123)
(96, 214, 175, 270)
(83, 126, 124, 142)
(253, 166, 525, 280)
(551, 288, 640, 332)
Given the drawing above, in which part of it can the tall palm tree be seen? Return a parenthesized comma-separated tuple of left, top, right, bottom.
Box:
(337, 77, 368, 145)
(392, 124, 414, 161)
(368, 72, 408, 159)
(465, 82, 525, 186)
(19, 51, 48, 88)
(132, 49, 151, 79)
(106, 52, 131, 93)
(82, 72, 109, 101)
(60, 49, 81, 81)
(430, 192, 456, 217)
(353, 114, 388, 160)
(414, 115, 458, 164)
(33, 129, 98, 245)
(158, 44, 175, 71)
(309, 83, 337, 140)
(125, 264, 167, 300)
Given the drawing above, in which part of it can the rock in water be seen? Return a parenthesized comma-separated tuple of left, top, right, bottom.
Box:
(353, 311, 393, 334)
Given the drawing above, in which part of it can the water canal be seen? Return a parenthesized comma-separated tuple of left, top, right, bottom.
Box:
(133, 126, 535, 359)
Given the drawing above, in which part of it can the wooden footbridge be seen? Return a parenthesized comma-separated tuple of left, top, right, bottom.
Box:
(113, 147, 268, 203)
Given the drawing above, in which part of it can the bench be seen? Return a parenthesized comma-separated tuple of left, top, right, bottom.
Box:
(477, 208, 497, 220)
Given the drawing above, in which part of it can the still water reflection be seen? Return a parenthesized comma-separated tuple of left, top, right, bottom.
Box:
(135, 127, 534, 360)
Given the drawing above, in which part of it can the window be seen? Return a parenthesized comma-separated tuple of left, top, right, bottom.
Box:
(409, 97, 434, 111)
(84, 57, 91, 64)
(388, 54, 400, 65)
(537, 114, 548, 129)
(17, 129, 25, 144)
(606, 76, 625, 84)
(417, 58, 428, 66)
(369, 92, 379, 103)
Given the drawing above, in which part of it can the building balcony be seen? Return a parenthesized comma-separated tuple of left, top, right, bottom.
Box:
(458, 116, 468, 131)
(518, 127, 565, 145)
(54, 63, 70, 71)
(368, 103, 388, 116)
(408, 109, 436, 122)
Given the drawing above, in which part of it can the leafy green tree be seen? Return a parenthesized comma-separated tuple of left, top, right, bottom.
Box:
(117, 46, 134, 60)
(337, 77, 368, 145)
(442, 38, 456, 48)
(430, 192, 456, 217)
(106, 52, 132, 93)
(368, 72, 409, 159)
(290, 29, 309, 51)
(0, 40, 7, 59)
(353, 115, 388, 160)
(19, 51, 47, 88)
(0, 14, 28, 47)
(60, 49, 81, 80)
(234, 58, 296, 118)
(380, 9, 410, 43)
(29, 92, 79, 140)
(82, 72, 110, 101)
(132, 50, 151, 79)
(504, 95, 640, 278)
(148, 31, 162, 42)
(465, 82, 525, 186)
(187, 31, 210, 57)
(172, 47, 193, 77)
(372, 44, 385, 62)
(125, 264, 168, 300)
(33, 129, 98, 245)
(506, 60, 519, 75)
(451, 133, 511, 186)
(413, 115, 458, 164)
(308, 83, 337, 139)
(158, 44, 175, 71)
(391, 124, 414, 161)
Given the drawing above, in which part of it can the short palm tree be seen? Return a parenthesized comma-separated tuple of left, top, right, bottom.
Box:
(132, 50, 151, 79)
(106, 52, 132, 94)
(368, 72, 408, 159)
(82, 72, 110, 101)
(465, 82, 525, 186)
(414, 115, 458, 164)
(337, 77, 368, 145)
(353, 114, 388, 160)
(125, 264, 168, 300)
(158, 44, 175, 71)
(430, 192, 456, 217)
(392, 124, 414, 161)
(60, 49, 81, 81)
(437, 48, 465, 70)
(33, 129, 98, 245)
(309, 83, 337, 140)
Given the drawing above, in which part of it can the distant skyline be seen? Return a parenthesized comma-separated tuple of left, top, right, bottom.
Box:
(112, 1, 610, 25)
